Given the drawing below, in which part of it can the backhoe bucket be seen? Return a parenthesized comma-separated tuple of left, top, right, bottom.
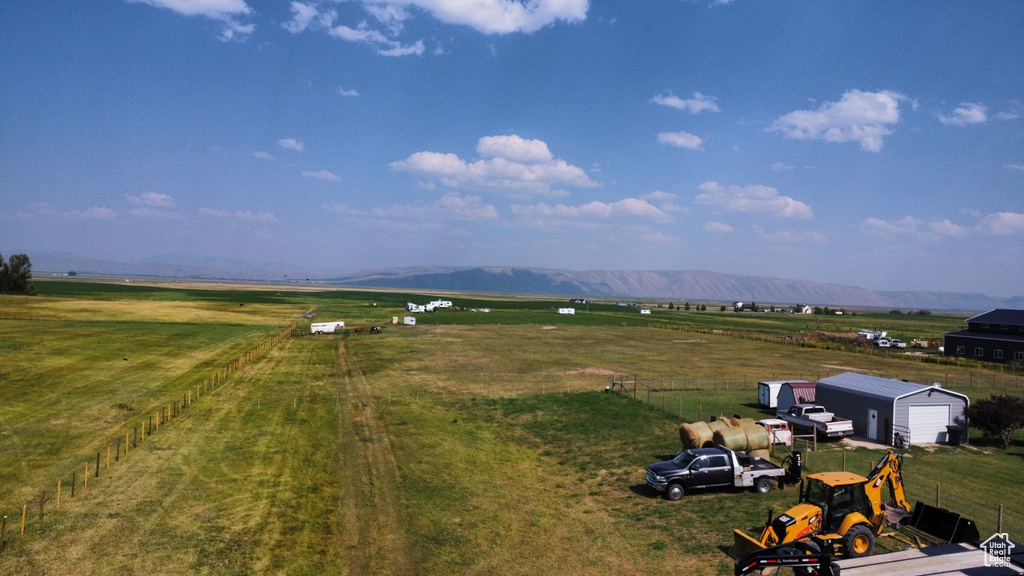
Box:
(901, 501, 979, 544)
(729, 529, 767, 559)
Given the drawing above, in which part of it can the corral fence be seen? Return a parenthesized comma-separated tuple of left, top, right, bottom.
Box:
(0, 322, 297, 556)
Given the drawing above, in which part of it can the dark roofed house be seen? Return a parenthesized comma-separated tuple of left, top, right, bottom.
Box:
(944, 309, 1024, 365)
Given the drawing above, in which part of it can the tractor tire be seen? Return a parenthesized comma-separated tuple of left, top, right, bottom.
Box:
(754, 477, 774, 494)
(666, 482, 685, 501)
(844, 524, 875, 557)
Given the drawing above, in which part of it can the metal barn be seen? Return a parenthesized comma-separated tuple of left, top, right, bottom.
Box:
(816, 372, 969, 446)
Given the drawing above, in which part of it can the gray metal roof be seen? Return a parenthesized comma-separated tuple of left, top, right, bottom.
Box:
(818, 372, 933, 402)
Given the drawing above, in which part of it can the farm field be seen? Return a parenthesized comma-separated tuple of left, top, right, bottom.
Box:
(0, 280, 1021, 575)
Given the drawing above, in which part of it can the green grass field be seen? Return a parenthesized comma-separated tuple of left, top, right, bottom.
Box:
(0, 280, 1020, 575)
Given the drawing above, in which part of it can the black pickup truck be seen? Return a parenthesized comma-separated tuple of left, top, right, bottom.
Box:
(645, 446, 802, 500)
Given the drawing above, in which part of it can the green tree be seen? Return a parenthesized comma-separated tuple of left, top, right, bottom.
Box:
(684, 302, 690, 311)
(719, 305, 727, 312)
(0, 252, 37, 295)
(968, 394, 1024, 449)
(668, 302, 674, 310)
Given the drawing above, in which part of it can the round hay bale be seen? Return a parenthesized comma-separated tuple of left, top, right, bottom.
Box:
(679, 422, 714, 449)
(725, 417, 756, 428)
(707, 419, 729, 434)
(713, 427, 748, 451)
(742, 424, 770, 451)
(748, 449, 772, 461)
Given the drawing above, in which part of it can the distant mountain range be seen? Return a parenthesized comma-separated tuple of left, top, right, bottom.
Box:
(32, 254, 1022, 312)
(326, 267, 1023, 311)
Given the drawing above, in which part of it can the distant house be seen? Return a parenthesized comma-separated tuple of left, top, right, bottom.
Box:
(944, 309, 1024, 364)
(817, 372, 969, 446)
(799, 305, 813, 314)
(568, 298, 591, 304)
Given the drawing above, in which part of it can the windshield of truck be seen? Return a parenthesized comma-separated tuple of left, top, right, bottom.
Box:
(671, 451, 697, 467)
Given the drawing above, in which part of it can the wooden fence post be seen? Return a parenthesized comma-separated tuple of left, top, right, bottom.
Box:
(56, 482, 61, 510)
(21, 505, 26, 535)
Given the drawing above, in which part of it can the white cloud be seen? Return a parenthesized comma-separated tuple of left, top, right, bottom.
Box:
(329, 22, 424, 56)
(511, 198, 672, 224)
(641, 190, 677, 201)
(391, 134, 598, 195)
(772, 162, 795, 172)
(770, 89, 904, 152)
(129, 0, 254, 40)
(695, 181, 812, 219)
(336, 86, 360, 97)
(753, 227, 828, 244)
(301, 170, 341, 181)
(283, 2, 319, 33)
(278, 138, 304, 152)
(862, 215, 969, 239)
(127, 207, 185, 220)
(937, 102, 988, 126)
(378, 39, 425, 56)
(69, 207, 118, 220)
(657, 131, 704, 150)
(252, 151, 274, 160)
(125, 191, 174, 207)
(704, 221, 733, 233)
(651, 92, 720, 114)
(386, 0, 588, 35)
(1007, 164, 1024, 171)
(981, 212, 1024, 236)
(476, 134, 553, 163)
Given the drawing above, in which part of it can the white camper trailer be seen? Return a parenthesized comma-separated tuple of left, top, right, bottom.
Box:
(310, 321, 345, 334)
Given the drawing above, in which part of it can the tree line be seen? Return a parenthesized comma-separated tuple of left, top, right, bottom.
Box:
(0, 252, 37, 295)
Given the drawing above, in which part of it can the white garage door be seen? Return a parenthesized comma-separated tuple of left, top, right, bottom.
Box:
(908, 404, 950, 444)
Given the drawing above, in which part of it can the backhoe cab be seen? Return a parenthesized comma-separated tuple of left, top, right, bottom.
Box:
(730, 451, 910, 560)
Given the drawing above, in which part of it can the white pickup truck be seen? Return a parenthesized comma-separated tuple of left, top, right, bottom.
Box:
(777, 404, 854, 438)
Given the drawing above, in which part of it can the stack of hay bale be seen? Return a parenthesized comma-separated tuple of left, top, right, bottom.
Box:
(678, 416, 771, 460)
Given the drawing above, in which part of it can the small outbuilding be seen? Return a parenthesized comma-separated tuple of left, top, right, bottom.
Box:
(816, 372, 969, 446)
(759, 380, 812, 409)
(776, 381, 817, 413)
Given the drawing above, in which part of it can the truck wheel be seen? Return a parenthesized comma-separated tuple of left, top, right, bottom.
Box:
(666, 483, 685, 501)
(844, 524, 875, 557)
(754, 477, 773, 494)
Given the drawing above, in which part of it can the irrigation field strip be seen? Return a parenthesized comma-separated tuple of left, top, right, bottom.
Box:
(0, 321, 298, 555)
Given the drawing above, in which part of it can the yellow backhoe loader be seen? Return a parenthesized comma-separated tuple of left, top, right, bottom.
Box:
(730, 450, 911, 560)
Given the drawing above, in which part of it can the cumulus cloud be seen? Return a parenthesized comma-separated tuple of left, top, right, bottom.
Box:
(252, 151, 274, 160)
(302, 170, 341, 181)
(329, 22, 424, 56)
(336, 86, 360, 97)
(651, 92, 720, 114)
(937, 102, 987, 126)
(770, 89, 905, 152)
(125, 191, 174, 207)
(388, 0, 588, 34)
(981, 212, 1024, 236)
(283, 1, 319, 33)
(391, 134, 598, 195)
(129, 0, 254, 40)
(657, 131, 704, 150)
(695, 181, 812, 219)
(278, 138, 304, 152)
(1007, 164, 1024, 171)
(704, 221, 733, 233)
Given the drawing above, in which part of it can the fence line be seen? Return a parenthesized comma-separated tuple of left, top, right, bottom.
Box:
(0, 321, 296, 556)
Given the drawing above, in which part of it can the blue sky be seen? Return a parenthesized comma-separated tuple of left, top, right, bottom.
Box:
(2, 1, 1023, 296)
